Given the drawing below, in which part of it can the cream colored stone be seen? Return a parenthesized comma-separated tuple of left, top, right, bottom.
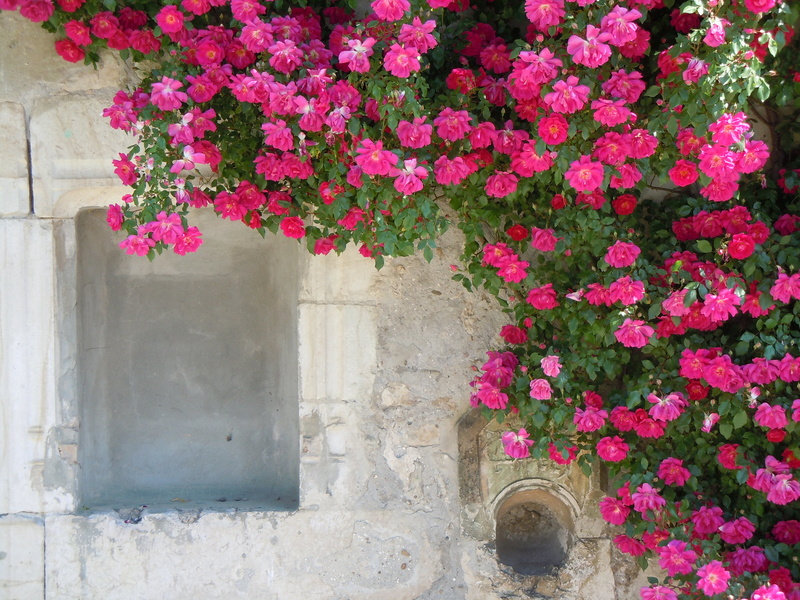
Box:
(299, 304, 377, 402)
(45, 510, 441, 600)
(0, 13, 125, 104)
(29, 94, 132, 217)
(0, 219, 56, 514)
(0, 102, 29, 216)
(300, 245, 377, 304)
(0, 516, 44, 600)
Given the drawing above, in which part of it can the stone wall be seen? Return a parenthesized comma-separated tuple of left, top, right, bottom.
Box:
(0, 12, 650, 599)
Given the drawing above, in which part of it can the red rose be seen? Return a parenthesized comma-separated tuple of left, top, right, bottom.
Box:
(767, 428, 786, 443)
(612, 194, 638, 216)
(506, 224, 529, 241)
(728, 233, 755, 260)
(55, 39, 85, 63)
(686, 380, 710, 400)
(499, 324, 528, 344)
(551, 194, 567, 209)
(279, 216, 306, 239)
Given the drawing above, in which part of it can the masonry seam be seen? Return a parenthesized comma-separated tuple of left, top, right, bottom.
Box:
(25, 108, 34, 215)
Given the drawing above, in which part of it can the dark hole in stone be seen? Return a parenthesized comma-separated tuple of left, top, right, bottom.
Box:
(496, 500, 568, 576)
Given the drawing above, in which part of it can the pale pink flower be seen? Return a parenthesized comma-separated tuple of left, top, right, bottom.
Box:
(565, 156, 605, 192)
(768, 475, 800, 505)
(501, 428, 534, 459)
(749, 585, 787, 600)
(529, 378, 553, 400)
(541, 355, 561, 377)
(699, 144, 739, 181)
(614, 319, 654, 348)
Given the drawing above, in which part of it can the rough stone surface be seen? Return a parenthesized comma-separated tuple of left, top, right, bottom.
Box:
(0, 102, 29, 216)
(1, 14, 648, 600)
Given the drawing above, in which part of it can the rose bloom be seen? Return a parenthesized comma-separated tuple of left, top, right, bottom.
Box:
(538, 113, 570, 145)
(565, 156, 605, 192)
(640, 586, 678, 600)
(529, 378, 553, 400)
(728, 233, 755, 259)
(279, 216, 306, 239)
(506, 224, 529, 241)
(548, 442, 577, 465)
(599, 497, 630, 525)
(596, 436, 629, 462)
(541, 355, 561, 377)
(499, 324, 527, 344)
(696, 560, 730, 596)
(614, 319, 654, 348)
(612, 194, 637, 215)
(526, 283, 559, 309)
(501, 428, 534, 459)
(657, 457, 691, 486)
(605, 241, 640, 268)
(531, 227, 558, 252)
(754, 402, 788, 429)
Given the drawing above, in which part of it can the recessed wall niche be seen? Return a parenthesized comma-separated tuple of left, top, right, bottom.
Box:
(76, 208, 300, 510)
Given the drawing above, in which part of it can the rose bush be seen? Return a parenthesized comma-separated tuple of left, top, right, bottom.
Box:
(4, 0, 800, 597)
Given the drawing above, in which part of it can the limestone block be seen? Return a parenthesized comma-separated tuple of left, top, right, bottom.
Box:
(0, 219, 56, 514)
(299, 304, 377, 402)
(300, 245, 377, 304)
(0, 12, 125, 104)
(29, 94, 132, 217)
(45, 510, 440, 600)
(0, 516, 44, 600)
(0, 102, 29, 216)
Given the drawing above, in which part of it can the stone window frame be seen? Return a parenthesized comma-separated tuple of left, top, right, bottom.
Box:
(47, 186, 380, 516)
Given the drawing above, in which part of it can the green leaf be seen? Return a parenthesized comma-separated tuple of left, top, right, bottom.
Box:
(719, 423, 733, 439)
(733, 410, 749, 430)
(696, 240, 712, 253)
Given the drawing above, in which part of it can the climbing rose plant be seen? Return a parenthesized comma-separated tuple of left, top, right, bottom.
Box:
(5, 0, 800, 596)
